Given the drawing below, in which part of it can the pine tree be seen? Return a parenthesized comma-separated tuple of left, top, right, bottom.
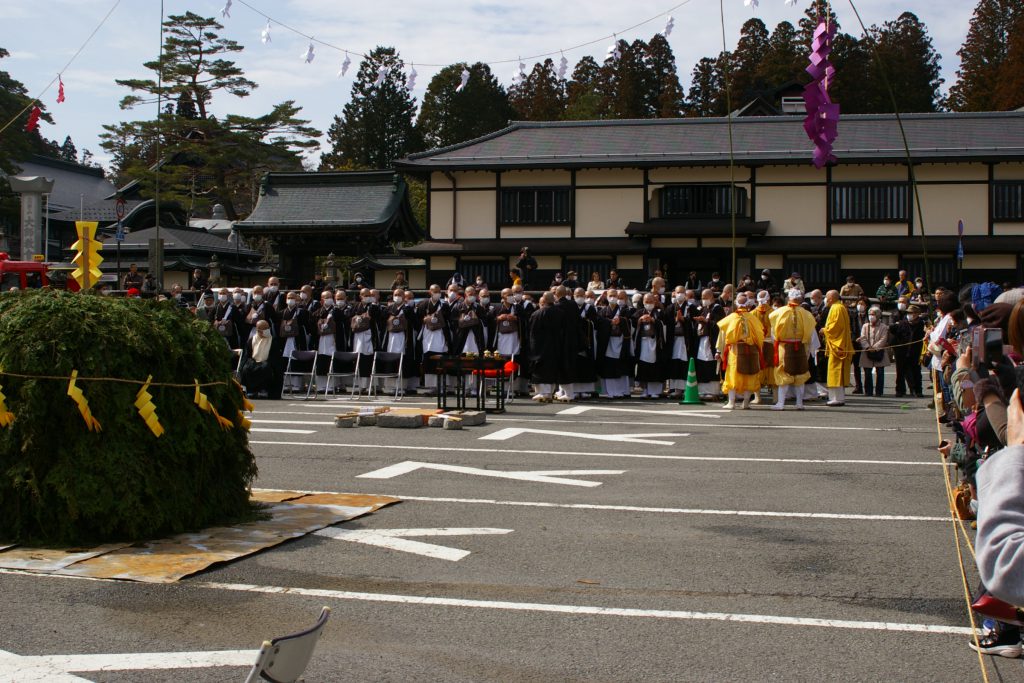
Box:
(415, 62, 513, 150)
(59, 136, 78, 163)
(508, 59, 564, 121)
(730, 18, 771, 105)
(645, 34, 685, 118)
(829, 32, 873, 114)
(755, 22, 806, 92)
(100, 12, 319, 217)
(869, 12, 943, 113)
(996, 11, 1024, 109)
(597, 39, 655, 119)
(947, 0, 1024, 111)
(564, 56, 603, 120)
(685, 55, 728, 117)
(320, 46, 420, 169)
(0, 46, 55, 173)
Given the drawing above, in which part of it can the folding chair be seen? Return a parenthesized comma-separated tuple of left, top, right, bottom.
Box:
(282, 350, 317, 400)
(368, 351, 404, 401)
(323, 351, 360, 400)
(244, 606, 330, 683)
(231, 348, 244, 383)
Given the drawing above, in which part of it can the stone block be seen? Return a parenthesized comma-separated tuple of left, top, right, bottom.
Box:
(376, 412, 424, 429)
(441, 410, 486, 427)
(334, 415, 357, 428)
(427, 415, 447, 428)
(442, 417, 463, 430)
(355, 414, 377, 427)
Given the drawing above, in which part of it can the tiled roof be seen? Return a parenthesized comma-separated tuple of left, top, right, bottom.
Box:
(101, 225, 261, 258)
(235, 171, 421, 242)
(396, 112, 1024, 170)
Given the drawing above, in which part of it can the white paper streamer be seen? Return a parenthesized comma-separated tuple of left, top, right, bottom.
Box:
(744, 0, 759, 6)
(557, 53, 568, 80)
(663, 16, 675, 37)
(456, 68, 470, 92)
(338, 52, 352, 78)
(374, 64, 388, 86)
(406, 64, 418, 92)
(302, 41, 315, 64)
(260, 21, 271, 44)
(221, 0, 232, 18)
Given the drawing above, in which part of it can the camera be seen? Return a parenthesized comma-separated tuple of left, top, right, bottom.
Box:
(973, 326, 1005, 368)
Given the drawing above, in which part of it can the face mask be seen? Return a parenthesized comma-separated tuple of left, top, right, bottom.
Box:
(267, 286, 278, 295)
(674, 294, 686, 304)
(298, 292, 308, 301)
(431, 292, 441, 301)
(711, 278, 720, 283)
(658, 287, 665, 294)
(575, 296, 586, 306)
(909, 314, 918, 322)
(555, 277, 562, 282)
(476, 279, 483, 285)
(466, 295, 476, 304)
(916, 282, 923, 288)
(702, 299, 713, 307)
(869, 315, 878, 322)
(898, 303, 907, 311)
(393, 295, 403, 303)
(480, 297, 490, 305)
(336, 299, 346, 306)
(286, 299, 296, 308)
(232, 294, 242, 302)
(644, 303, 655, 311)
(218, 295, 228, 303)
(355, 277, 363, 283)
(586, 299, 595, 307)
(606, 299, 616, 307)
(253, 294, 263, 303)
(687, 298, 695, 305)
(260, 329, 271, 338)
(366, 296, 376, 304)
(619, 299, 628, 307)
(857, 305, 866, 313)
(513, 294, 523, 303)
(448, 292, 458, 301)
(323, 298, 333, 307)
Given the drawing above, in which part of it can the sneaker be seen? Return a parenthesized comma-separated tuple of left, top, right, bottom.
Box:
(968, 631, 1023, 658)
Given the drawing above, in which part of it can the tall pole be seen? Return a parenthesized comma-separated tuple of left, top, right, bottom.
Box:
(153, 0, 164, 290)
(43, 193, 50, 262)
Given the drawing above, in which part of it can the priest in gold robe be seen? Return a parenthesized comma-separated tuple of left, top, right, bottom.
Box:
(822, 289, 855, 407)
(769, 289, 817, 410)
(715, 293, 765, 410)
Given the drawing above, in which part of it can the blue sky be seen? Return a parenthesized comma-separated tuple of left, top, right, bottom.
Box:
(2, 0, 977, 169)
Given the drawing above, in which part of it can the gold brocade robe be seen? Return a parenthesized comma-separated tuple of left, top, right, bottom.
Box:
(823, 302, 855, 388)
(753, 304, 775, 387)
(768, 303, 815, 386)
(716, 309, 765, 394)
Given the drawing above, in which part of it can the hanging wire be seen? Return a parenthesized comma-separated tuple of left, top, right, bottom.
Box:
(234, 0, 696, 68)
(0, 0, 122, 137)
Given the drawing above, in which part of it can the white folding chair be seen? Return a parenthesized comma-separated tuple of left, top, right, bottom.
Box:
(231, 348, 244, 383)
(368, 351, 403, 401)
(323, 351, 360, 400)
(244, 606, 330, 683)
(282, 350, 317, 400)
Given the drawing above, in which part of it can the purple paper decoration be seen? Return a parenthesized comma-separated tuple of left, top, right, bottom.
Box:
(802, 20, 839, 169)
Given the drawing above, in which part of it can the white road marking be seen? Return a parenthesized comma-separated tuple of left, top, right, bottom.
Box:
(315, 527, 512, 561)
(0, 648, 255, 680)
(356, 461, 624, 487)
(559, 405, 724, 418)
(249, 427, 316, 434)
(251, 419, 334, 426)
(479, 427, 690, 446)
(394, 495, 949, 522)
(191, 580, 974, 636)
(249, 440, 943, 467)
(558, 406, 902, 431)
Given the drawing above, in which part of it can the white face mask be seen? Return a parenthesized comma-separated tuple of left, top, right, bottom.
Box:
(232, 294, 242, 302)
(658, 287, 665, 294)
(466, 295, 476, 304)
(448, 292, 458, 301)
(898, 303, 907, 311)
(618, 299, 628, 307)
(644, 303, 655, 311)
(702, 299, 713, 307)
(476, 279, 483, 285)
(218, 295, 228, 303)
(884, 280, 891, 286)
(266, 286, 278, 295)
(431, 292, 441, 301)
(857, 305, 866, 313)
(366, 296, 376, 304)
(674, 294, 685, 304)
(575, 296, 586, 306)
(909, 314, 918, 321)
(300, 292, 309, 301)
(687, 298, 695, 305)
(586, 299, 595, 307)
(253, 294, 263, 303)
(286, 299, 296, 308)
(335, 299, 346, 307)
(869, 316, 878, 324)
(480, 297, 490, 305)
(260, 329, 271, 338)
(393, 295, 403, 303)
(323, 298, 333, 307)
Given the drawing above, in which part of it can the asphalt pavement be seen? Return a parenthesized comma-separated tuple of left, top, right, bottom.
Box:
(0, 384, 1016, 682)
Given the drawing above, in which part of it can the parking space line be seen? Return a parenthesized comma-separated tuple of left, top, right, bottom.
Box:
(248, 440, 943, 467)
(192, 580, 973, 636)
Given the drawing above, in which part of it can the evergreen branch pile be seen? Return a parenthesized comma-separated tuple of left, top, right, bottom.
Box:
(0, 290, 257, 546)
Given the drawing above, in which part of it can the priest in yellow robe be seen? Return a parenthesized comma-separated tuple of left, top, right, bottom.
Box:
(751, 290, 775, 403)
(715, 293, 765, 410)
(822, 289, 854, 406)
(769, 288, 816, 410)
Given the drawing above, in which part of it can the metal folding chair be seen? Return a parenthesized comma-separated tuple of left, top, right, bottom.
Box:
(282, 350, 317, 400)
(368, 351, 404, 401)
(244, 606, 330, 683)
(323, 351, 360, 399)
(231, 348, 244, 383)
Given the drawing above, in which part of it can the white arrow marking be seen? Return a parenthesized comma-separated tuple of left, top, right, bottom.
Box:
(356, 461, 624, 487)
(558, 405, 723, 418)
(479, 427, 689, 446)
(0, 648, 256, 680)
(315, 527, 512, 561)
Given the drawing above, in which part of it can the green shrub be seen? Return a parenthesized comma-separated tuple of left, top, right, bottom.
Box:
(0, 290, 258, 545)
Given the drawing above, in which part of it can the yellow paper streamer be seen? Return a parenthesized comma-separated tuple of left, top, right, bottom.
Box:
(134, 375, 164, 438)
(0, 380, 14, 428)
(233, 379, 255, 413)
(236, 410, 252, 430)
(67, 370, 101, 432)
(194, 380, 233, 430)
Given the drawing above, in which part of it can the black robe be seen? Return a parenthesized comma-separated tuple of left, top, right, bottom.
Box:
(595, 305, 633, 378)
(662, 302, 697, 380)
(384, 301, 420, 378)
(212, 301, 245, 350)
(573, 303, 600, 384)
(280, 305, 309, 351)
(416, 298, 453, 376)
(694, 302, 724, 384)
(633, 316, 666, 382)
(528, 305, 564, 384)
(450, 301, 487, 354)
(555, 297, 580, 384)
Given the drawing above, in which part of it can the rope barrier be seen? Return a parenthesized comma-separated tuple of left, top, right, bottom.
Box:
(932, 368, 990, 683)
(0, 372, 229, 389)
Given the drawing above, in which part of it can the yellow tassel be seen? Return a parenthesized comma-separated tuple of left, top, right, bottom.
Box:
(194, 380, 232, 431)
(236, 410, 252, 430)
(134, 375, 164, 438)
(233, 379, 254, 413)
(67, 370, 101, 432)
(0, 381, 14, 428)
